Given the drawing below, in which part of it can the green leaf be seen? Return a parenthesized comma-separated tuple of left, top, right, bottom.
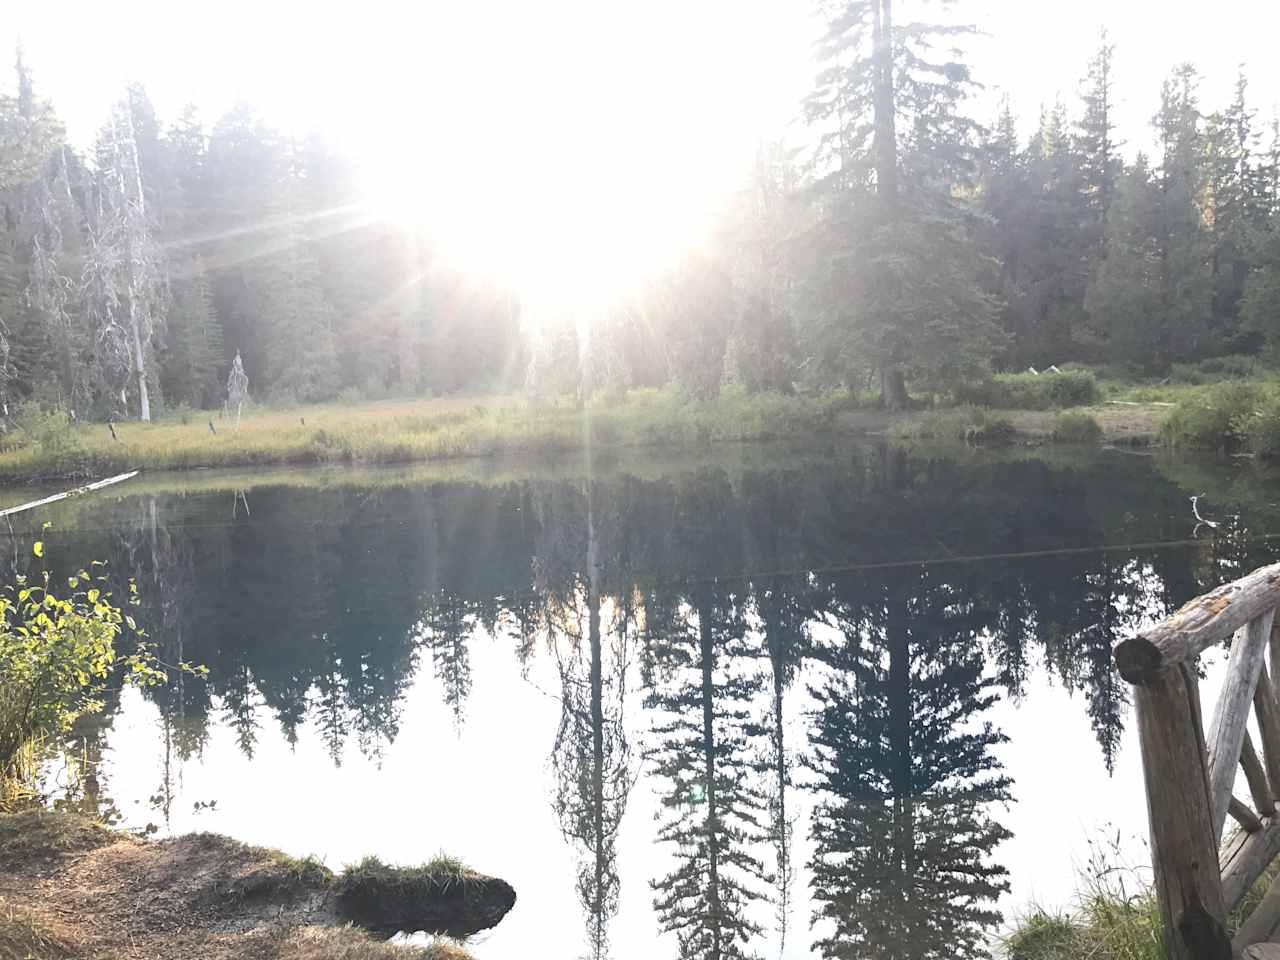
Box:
(32, 541, 43, 558)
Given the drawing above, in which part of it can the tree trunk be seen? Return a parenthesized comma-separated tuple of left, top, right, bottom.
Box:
(887, 593, 915, 886)
(586, 492, 607, 956)
(698, 599, 723, 959)
(880, 365, 909, 410)
(872, 0, 898, 205)
(132, 318, 151, 422)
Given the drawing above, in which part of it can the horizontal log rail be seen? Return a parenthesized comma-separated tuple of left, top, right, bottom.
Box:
(1115, 562, 1280, 684)
(1115, 564, 1280, 960)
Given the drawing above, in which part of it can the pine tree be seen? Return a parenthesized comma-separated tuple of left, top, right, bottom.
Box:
(644, 582, 773, 960)
(806, 570, 1012, 959)
(805, 0, 1002, 406)
(1077, 31, 1120, 229)
(1152, 65, 1213, 364)
(162, 257, 223, 408)
(248, 153, 340, 403)
(417, 591, 475, 730)
(1086, 157, 1169, 371)
(1204, 70, 1259, 344)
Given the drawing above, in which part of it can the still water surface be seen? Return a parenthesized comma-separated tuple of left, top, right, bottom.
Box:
(15, 443, 1280, 959)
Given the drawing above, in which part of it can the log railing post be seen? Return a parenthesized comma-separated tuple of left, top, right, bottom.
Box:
(1134, 661, 1232, 960)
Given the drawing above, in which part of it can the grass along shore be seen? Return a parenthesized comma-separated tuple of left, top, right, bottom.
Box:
(0, 388, 850, 483)
(8, 362, 1280, 483)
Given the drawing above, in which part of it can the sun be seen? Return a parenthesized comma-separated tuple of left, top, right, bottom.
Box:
(357, 127, 716, 316)
(339, 0, 810, 314)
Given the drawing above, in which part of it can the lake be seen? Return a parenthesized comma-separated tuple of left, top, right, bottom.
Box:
(13, 442, 1280, 959)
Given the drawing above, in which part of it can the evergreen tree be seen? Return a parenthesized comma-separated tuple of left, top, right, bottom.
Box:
(1085, 158, 1166, 369)
(1151, 65, 1213, 364)
(806, 569, 1012, 959)
(1077, 31, 1120, 229)
(645, 583, 773, 960)
(805, 0, 1002, 407)
(162, 258, 223, 408)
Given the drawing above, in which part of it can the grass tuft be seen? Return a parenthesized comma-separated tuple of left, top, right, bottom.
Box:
(891, 406, 1017, 445)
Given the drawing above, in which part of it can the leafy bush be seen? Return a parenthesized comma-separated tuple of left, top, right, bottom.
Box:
(955, 371, 1100, 410)
(0, 547, 173, 794)
(1052, 412, 1102, 444)
(1158, 381, 1263, 451)
(13, 403, 82, 464)
(1169, 354, 1259, 384)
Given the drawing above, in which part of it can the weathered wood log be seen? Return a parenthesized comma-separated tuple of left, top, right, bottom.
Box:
(0, 471, 140, 520)
(1222, 818, 1280, 909)
(1115, 563, 1280, 683)
(1242, 732, 1276, 817)
(1256, 666, 1280, 804)
(1270, 621, 1280, 710)
(1136, 662, 1232, 960)
(1234, 870, 1280, 953)
(1230, 796, 1264, 833)
(1209, 611, 1276, 840)
(1244, 945, 1280, 960)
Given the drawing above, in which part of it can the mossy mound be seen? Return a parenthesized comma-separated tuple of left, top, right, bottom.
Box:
(335, 856, 516, 939)
(153, 833, 334, 907)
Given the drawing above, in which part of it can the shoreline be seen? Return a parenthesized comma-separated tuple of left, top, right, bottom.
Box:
(0, 393, 1177, 486)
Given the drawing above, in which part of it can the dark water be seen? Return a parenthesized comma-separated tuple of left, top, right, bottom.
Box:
(18, 443, 1280, 959)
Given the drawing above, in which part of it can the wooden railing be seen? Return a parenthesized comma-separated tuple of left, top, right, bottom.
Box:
(1115, 562, 1280, 959)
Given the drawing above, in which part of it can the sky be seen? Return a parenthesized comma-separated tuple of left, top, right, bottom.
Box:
(4, 0, 1280, 287)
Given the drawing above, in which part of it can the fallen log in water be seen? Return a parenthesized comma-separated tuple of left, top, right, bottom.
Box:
(0, 471, 140, 520)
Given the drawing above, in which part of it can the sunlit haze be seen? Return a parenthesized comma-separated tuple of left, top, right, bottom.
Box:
(7, 0, 1280, 304)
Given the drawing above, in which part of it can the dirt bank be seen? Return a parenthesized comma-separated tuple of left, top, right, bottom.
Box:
(0, 810, 513, 960)
(837, 402, 1170, 444)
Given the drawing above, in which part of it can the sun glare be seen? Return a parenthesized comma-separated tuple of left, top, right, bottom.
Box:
(341, 0, 809, 309)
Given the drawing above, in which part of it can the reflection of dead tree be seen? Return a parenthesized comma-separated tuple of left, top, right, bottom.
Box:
(549, 570, 636, 958)
(537, 479, 638, 959)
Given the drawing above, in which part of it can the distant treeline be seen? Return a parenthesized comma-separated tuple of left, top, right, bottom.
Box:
(3, 5, 1280, 420)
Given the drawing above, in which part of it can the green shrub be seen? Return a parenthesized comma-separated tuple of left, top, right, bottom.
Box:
(1159, 381, 1263, 451)
(0, 550, 175, 796)
(13, 402, 82, 464)
(1169, 354, 1259, 384)
(954, 371, 1100, 410)
(1052, 412, 1102, 444)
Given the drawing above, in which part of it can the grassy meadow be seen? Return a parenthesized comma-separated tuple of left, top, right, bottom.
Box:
(0, 388, 850, 483)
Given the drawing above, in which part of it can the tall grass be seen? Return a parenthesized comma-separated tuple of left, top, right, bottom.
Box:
(1002, 833, 1163, 960)
(1157, 381, 1264, 453)
(0, 388, 850, 482)
(890, 406, 1017, 445)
